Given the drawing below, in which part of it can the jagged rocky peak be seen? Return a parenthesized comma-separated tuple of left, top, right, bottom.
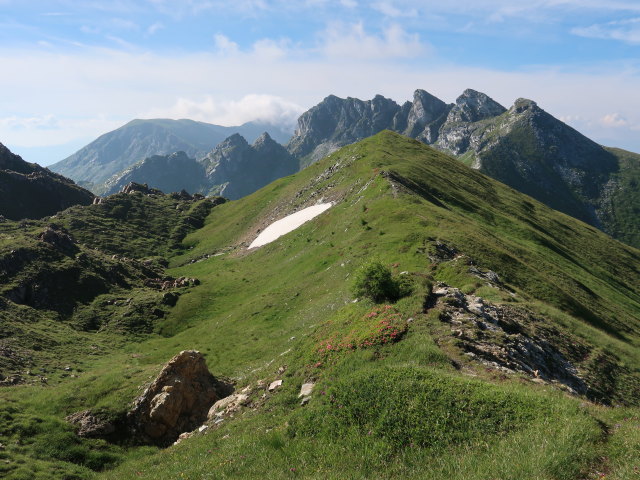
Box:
(404, 89, 451, 139)
(447, 89, 507, 123)
(252, 131, 276, 149)
(219, 133, 250, 149)
(253, 132, 290, 157)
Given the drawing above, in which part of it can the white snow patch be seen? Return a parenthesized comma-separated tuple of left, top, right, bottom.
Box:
(249, 203, 333, 249)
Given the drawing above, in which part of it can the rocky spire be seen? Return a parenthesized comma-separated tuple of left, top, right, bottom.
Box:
(447, 89, 506, 123)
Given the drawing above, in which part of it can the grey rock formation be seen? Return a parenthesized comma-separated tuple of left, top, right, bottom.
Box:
(127, 350, 232, 446)
(286, 94, 403, 165)
(203, 132, 298, 199)
(403, 89, 451, 142)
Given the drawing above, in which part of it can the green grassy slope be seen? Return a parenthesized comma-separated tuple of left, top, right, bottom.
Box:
(1, 131, 639, 479)
(604, 147, 640, 249)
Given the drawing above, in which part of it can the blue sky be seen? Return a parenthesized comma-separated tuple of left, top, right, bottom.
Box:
(1, 0, 639, 164)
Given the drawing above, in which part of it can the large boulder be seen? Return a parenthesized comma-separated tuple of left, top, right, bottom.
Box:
(127, 350, 231, 446)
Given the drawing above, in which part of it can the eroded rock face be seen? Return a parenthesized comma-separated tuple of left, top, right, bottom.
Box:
(433, 283, 588, 395)
(127, 350, 232, 446)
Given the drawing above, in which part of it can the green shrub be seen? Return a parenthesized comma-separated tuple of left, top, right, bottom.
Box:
(352, 261, 410, 303)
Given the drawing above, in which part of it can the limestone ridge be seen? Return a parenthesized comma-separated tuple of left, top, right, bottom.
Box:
(0, 143, 94, 220)
(284, 89, 639, 247)
(285, 88, 511, 164)
(471, 98, 619, 228)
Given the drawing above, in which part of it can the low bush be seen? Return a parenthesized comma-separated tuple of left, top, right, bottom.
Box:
(352, 261, 411, 303)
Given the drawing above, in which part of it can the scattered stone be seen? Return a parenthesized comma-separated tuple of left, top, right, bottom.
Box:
(300, 396, 311, 406)
(298, 383, 315, 398)
(207, 393, 249, 418)
(268, 380, 283, 392)
(127, 350, 233, 447)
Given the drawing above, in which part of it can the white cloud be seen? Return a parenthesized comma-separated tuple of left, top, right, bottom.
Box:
(600, 112, 628, 127)
(145, 94, 304, 128)
(320, 22, 428, 59)
(572, 17, 640, 44)
(0, 114, 59, 131)
(252, 38, 290, 61)
(1, 45, 640, 154)
(214, 33, 240, 55)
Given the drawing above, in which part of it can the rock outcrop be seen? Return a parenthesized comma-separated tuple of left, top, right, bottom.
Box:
(202, 132, 298, 199)
(0, 143, 95, 220)
(127, 350, 232, 446)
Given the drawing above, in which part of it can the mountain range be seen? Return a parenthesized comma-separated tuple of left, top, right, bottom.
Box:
(47, 88, 640, 249)
(49, 118, 293, 189)
(97, 132, 298, 200)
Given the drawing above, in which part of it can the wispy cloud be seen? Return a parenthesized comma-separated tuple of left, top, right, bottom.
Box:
(320, 22, 428, 60)
(146, 22, 164, 35)
(600, 112, 628, 127)
(371, 1, 417, 18)
(214, 33, 240, 55)
(572, 18, 640, 44)
(0, 114, 59, 130)
(252, 38, 291, 61)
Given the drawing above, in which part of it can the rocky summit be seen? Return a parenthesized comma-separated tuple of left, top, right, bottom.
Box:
(202, 131, 298, 199)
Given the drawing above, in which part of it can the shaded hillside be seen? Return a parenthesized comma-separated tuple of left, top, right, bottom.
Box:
(96, 151, 208, 197)
(0, 143, 94, 220)
(0, 185, 224, 382)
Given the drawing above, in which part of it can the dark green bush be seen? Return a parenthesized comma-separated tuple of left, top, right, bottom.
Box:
(351, 261, 411, 303)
